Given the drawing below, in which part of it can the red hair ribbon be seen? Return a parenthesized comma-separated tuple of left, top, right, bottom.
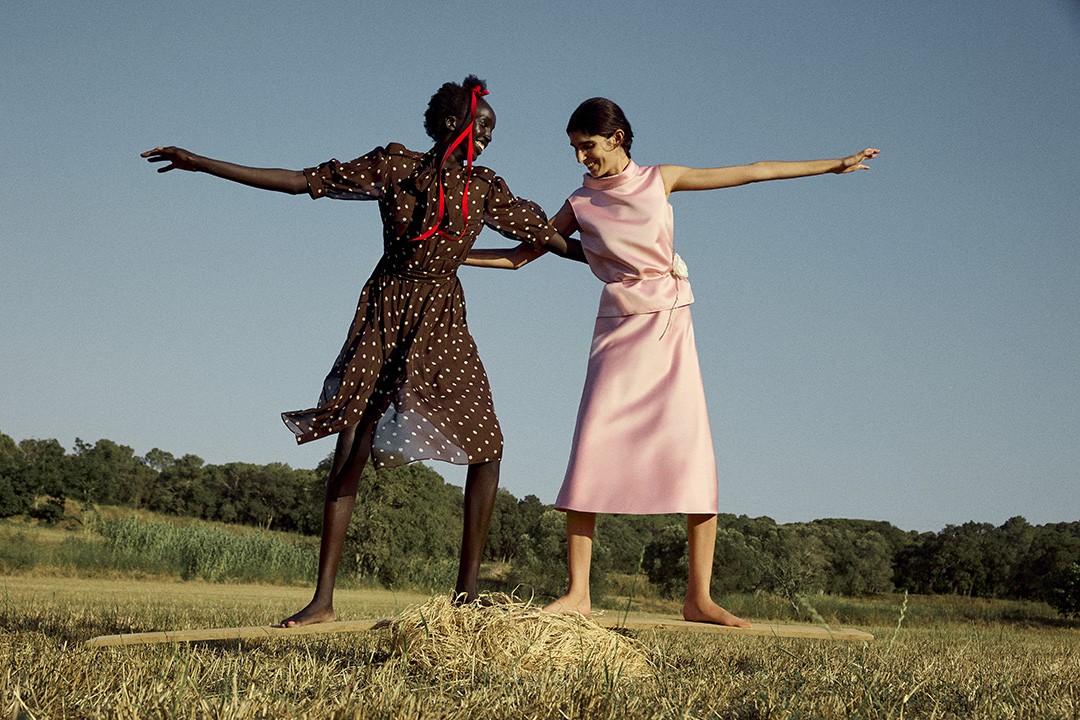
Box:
(412, 85, 490, 243)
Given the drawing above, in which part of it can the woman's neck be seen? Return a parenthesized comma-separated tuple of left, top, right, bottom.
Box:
(598, 153, 631, 178)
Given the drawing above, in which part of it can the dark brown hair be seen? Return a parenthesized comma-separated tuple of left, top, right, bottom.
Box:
(566, 97, 634, 158)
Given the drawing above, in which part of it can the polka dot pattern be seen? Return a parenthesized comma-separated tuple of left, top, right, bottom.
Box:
(281, 144, 558, 468)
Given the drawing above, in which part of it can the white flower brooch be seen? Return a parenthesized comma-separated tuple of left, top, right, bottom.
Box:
(672, 252, 688, 279)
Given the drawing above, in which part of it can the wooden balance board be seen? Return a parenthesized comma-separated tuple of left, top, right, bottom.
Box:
(85, 617, 872, 647)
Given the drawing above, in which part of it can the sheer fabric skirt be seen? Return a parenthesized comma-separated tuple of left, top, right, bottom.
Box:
(282, 270, 502, 469)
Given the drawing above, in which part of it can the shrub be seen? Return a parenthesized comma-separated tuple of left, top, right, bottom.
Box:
(642, 523, 688, 598)
(0, 530, 39, 571)
(1048, 562, 1080, 618)
(29, 497, 66, 525)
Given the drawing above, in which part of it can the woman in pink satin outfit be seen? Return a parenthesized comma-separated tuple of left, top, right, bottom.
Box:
(467, 97, 878, 625)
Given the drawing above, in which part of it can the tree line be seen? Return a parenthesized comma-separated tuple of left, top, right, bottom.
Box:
(2, 431, 1078, 612)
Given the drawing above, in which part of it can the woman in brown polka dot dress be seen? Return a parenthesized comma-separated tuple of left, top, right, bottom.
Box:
(142, 76, 583, 626)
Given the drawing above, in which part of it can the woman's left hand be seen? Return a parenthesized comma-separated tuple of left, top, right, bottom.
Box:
(835, 148, 881, 173)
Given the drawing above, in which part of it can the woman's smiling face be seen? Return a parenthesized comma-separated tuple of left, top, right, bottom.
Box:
(568, 129, 628, 177)
(445, 99, 496, 164)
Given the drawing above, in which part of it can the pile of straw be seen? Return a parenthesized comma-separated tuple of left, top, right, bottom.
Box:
(389, 593, 653, 678)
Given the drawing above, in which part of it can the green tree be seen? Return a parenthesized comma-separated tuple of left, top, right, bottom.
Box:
(642, 523, 690, 598)
(712, 526, 767, 594)
(599, 514, 680, 575)
(759, 525, 828, 613)
(69, 438, 142, 505)
(17, 437, 69, 498)
(1047, 562, 1080, 618)
(145, 453, 206, 516)
(484, 488, 526, 561)
(344, 463, 462, 586)
(894, 531, 935, 594)
(0, 432, 32, 517)
(810, 522, 896, 595)
(984, 516, 1036, 597)
(850, 530, 895, 593)
(929, 522, 996, 596)
(1017, 523, 1080, 600)
(516, 494, 547, 536)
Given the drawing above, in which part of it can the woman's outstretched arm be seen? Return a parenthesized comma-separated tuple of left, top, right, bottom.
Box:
(464, 244, 549, 269)
(465, 201, 587, 269)
(660, 148, 880, 195)
(141, 146, 308, 195)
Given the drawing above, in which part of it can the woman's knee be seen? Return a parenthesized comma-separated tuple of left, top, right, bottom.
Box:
(466, 458, 500, 482)
(325, 422, 375, 494)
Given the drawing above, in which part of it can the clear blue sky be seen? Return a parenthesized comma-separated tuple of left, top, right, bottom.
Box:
(3, 1, 1078, 533)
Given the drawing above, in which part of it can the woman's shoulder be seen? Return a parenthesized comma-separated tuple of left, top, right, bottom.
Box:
(330, 143, 421, 166)
(382, 142, 424, 160)
(470, 164, 498, 184)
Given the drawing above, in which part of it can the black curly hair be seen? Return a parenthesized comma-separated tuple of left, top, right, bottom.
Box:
(424, 75, 488, 141)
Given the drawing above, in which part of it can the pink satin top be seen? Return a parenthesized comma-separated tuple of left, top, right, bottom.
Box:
(567, 160, 693, 317)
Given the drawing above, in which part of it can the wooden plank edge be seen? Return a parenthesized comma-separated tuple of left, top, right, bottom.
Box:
(593, 617, 873, 641)
(86, 615, 872, 647)
(85, 619, 392, 647)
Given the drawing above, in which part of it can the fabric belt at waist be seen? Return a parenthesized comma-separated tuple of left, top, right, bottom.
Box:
(382, 266, 458, 285)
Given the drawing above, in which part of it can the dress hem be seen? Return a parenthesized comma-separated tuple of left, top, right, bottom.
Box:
(553, 505, 720, 515)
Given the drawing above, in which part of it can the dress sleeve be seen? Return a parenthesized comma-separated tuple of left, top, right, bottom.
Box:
(305, 147, 386, 201)
(483, 176, 560, 249)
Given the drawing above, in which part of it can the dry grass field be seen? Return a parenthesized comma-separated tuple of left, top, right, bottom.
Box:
(3, 574, 1079, 719)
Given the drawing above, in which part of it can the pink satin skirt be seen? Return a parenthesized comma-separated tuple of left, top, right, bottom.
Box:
(555, 305, 719, 514)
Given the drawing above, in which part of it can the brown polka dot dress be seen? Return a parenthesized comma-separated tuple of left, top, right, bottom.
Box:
(281, 143, 557, 469)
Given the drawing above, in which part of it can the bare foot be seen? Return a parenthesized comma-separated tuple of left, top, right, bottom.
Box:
(279, 600, 335, 628)
(683, 597, 751, 627)
(542, 594, 591, 617)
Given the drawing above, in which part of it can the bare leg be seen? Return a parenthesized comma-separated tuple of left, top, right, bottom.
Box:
(682, 513, 751, 627)
(455, 459, 500, 602)
(542, 511, 596, 616)
(280, 420, 373, 627)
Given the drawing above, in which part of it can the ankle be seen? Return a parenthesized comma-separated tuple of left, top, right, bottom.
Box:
(684, 593, 712, 609)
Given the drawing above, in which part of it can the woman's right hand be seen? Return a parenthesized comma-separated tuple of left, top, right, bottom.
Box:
(141, 146, 199, 173)
(139, 147, 307, 194)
